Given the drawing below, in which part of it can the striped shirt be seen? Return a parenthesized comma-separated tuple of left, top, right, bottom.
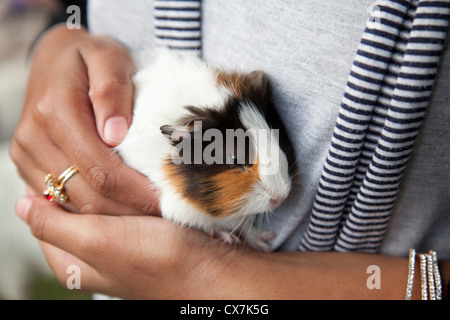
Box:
(299, 0, 450, 253)
(88, 0, 450, 258)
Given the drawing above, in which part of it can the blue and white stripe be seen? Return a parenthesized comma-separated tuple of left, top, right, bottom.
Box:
(154, 0, 201, 54)
(300, 0, 450, 253)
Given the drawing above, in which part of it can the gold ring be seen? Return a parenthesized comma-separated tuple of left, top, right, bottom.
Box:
(43, 165, 79, 203)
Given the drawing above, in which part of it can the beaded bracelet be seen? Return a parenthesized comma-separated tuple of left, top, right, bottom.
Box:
(405, 249, 442, 300)
(426, 253, 436, 300)
(405, 249, 416, 300)
(419, 254, 428, 300)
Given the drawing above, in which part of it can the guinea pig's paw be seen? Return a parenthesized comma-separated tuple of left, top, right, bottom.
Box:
(259, 231, 277, 242)
(245, 229, 276, 253)
(213, 230, 242, 246)
(246, 228, 276, 252)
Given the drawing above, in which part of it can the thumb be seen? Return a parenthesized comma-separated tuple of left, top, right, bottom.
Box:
(80, 37, 135, 147)
(102, 115, 130, 147)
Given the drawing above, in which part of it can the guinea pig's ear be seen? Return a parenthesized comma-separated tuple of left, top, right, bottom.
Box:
(245, 70, 271, 112)
(160, 118, 203, 140)
(160, 124, 178, 138)
(247, 70, 268, 96)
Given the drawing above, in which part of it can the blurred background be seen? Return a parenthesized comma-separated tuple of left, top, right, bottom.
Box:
(0, 0, 89, 299)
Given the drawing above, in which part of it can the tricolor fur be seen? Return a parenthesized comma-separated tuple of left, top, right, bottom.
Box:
(116, 49, 292, 251)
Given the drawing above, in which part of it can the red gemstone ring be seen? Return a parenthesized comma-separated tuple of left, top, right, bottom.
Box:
(43, 165, 79, 203)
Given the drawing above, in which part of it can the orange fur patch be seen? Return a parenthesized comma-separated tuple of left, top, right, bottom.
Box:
(209, 160, 259, 217)
(216, 71, 245, 99)
(162, 161, 211, 215)
(162, 157, 260, 218)
(215, 70, 268, 112)
(162, 161, 185, 197)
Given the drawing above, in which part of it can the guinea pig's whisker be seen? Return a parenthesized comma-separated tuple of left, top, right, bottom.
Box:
(289, 157, 299, 172)
(241, 214, 257, 245)
(230, 214, 248, 237)
(263, 211, 272, 229)
(289, 170, 302, 178)
(257, 213, 263, 232)
(241, 215, 254, 239)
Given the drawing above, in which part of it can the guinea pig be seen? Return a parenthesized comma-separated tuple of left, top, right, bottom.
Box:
(116, 48, 293, 252)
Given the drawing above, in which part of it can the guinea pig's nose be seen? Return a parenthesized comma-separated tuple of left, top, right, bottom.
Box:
(270, 197, 282, 204)
(270, 196, 284, 208)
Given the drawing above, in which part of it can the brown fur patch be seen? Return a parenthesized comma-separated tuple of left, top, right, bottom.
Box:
(162, 161, 185, 197)
(162, 157, 260, 218)
(208, 159, 260, 217)
(216, 71, 246, 99)
(162, 160, 205, 213)
(216, 70, 268, 102)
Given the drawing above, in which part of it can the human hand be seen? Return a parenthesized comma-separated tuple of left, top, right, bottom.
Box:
(15, 196, 237, 299)
(9, 25, 159, 216)
(18, 195, 450, 300)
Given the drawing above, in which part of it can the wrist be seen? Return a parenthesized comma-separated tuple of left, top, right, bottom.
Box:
(184, 244, 263, 299)
(173, 239, 246, 299)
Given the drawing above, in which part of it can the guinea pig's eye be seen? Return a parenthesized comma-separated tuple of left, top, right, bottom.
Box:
(227, 152, 239, 165)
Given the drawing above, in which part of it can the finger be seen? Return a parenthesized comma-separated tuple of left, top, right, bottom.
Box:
(16, 196, 168, 271)
(39, 241, 112, 294)
(16, 196, 151, 266)
(13, 27, 157, 214)
(16, 196, 111, 267)
(30, 65, 159, 215)
(80, 36, 135, 147)
(10, 133, 144, 216)
(16, 196, 222, 299)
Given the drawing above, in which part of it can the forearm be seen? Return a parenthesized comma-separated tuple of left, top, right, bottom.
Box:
(192, 249, 450, 300)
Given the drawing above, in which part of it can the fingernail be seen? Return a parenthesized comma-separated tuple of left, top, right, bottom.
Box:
(15, 197, 32, 223)
(104, 116, 128, 145)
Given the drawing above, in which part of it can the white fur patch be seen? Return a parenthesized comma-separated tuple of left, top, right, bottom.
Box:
(116, 49, 291, 249)
(117, 48, 234, 232)
(236, 102, 292, 216)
